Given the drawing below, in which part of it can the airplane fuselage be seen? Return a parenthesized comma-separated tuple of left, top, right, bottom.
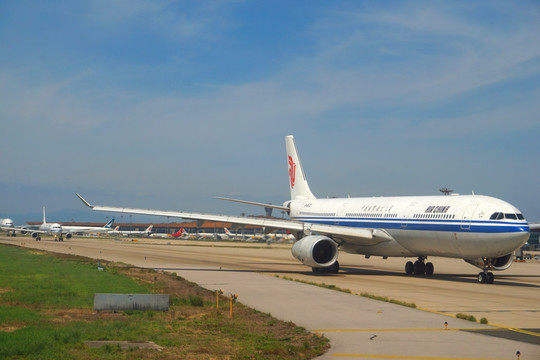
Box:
(289, 194, 529, 259)
(38, 223, 63, 237)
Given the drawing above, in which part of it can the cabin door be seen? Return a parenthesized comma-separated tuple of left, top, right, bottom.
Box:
(460, 203, 478, 230)
(401, 203, 416, 228)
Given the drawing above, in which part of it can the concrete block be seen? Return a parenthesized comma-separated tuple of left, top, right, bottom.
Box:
(94, 293, 169, 311)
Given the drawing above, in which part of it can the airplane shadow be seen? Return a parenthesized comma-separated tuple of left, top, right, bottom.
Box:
(339, 265, 540, 288)
(154, 263, 540, 289)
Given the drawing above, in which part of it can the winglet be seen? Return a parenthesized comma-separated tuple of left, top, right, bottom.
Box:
(76, 193, 94, 209)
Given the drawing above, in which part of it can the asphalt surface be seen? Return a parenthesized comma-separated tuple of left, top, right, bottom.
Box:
(1, 236, 539, 359)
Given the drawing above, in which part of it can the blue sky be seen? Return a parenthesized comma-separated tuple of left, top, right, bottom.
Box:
(1, 1, 539, 224)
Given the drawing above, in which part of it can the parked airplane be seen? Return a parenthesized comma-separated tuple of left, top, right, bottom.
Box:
(77, 135, 532, 284)
(62, 218, 115, 237)
(149, 228, 186, 238)
(0, 218, 16, 236)
(108, 225, 153, 237)
(170, 228, 185, 238)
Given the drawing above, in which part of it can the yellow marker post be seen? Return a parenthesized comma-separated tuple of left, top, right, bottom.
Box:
(216, 289, 224, 310)
(229, 293, 238, 318)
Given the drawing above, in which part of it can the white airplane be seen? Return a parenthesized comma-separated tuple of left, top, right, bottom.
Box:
(18, 207, 65, 241)
(77, 135, 533, 284)
(61, 218, 115, 236)
(108, 225, 153, 237)
(0, 218, 16, 236)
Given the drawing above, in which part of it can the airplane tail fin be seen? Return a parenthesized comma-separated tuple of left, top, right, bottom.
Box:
(285, 135, 316, 200)
(171, 228, 184, 237)
(104, 218, 115, 228)
(145, 225, 153, 233)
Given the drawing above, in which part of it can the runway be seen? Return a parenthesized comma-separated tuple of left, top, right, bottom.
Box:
(1, 236, 539, 359)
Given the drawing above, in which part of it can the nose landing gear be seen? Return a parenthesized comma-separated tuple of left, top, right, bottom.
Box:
(478, 258, 495, 284)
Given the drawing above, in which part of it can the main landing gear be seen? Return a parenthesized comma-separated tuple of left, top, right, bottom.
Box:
(405, 257, 434, 276)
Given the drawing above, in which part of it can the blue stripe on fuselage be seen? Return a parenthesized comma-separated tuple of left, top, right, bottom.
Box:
(292, 217, 529, 234)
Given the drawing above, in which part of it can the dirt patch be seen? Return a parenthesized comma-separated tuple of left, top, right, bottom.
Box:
(46, 308, 126, 323)
(85, 340, 163, 351)
(0, 325, 21, 332)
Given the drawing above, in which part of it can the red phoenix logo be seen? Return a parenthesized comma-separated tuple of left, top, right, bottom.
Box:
(288, 155, 296, 188)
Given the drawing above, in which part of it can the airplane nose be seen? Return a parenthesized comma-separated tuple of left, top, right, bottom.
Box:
(513, 227, 529, 247)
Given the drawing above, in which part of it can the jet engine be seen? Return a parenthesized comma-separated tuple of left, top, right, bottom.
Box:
(291, 235, 338, 268)
(464, 253, 514, 271)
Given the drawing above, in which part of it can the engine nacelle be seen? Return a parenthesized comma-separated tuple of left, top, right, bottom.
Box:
(31, 232, 39, 239)
(291, 235, 338, 268)
(65, 233, 72, 239)
(464, 253, 514, 272)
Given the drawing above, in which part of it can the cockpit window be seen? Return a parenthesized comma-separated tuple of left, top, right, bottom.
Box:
(504, 213, 517, 220)
(517, 214, 524, 220)
(490, 212, 504, 220)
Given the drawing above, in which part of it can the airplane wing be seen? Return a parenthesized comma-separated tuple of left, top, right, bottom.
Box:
(76, 194, 393, 246)
(2, 225, 46, 234)
(529, 223, 540, 231)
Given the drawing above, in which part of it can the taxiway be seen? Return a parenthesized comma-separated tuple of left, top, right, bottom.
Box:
(1, 236, 539, 359)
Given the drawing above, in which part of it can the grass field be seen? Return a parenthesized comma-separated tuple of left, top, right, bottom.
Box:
(0, 244, 329, 359)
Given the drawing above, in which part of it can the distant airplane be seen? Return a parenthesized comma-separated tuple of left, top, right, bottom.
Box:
(223, 227, 254, 241)
(170, 228, 185, 238)
(0, 218, 15, 236)
(196, 230, 219, 240)
(18, 207, 65, 241)
(149, 228, 185, 238)
(62, 218, 115, 237)
(108, 225, 153, 237)
(439, 188, 454, 195)
(77, 135, 532, 284)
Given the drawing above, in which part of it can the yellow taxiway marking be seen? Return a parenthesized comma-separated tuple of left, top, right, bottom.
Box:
(314, 328, 492, 332)
(415, 306, 540, 338)
(332, 354, 508, 360)
(485, 323, 540, 338)
(315, 327, 540, 338)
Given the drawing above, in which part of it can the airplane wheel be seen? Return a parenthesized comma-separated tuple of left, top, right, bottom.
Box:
(478, 272, 487, 284)
(330, 261, 340, 274)
(413, 261, 425, 275)
(425, 262, 434, 275)
(405, 261, 414, 275)
(487, 272, 494, 284)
